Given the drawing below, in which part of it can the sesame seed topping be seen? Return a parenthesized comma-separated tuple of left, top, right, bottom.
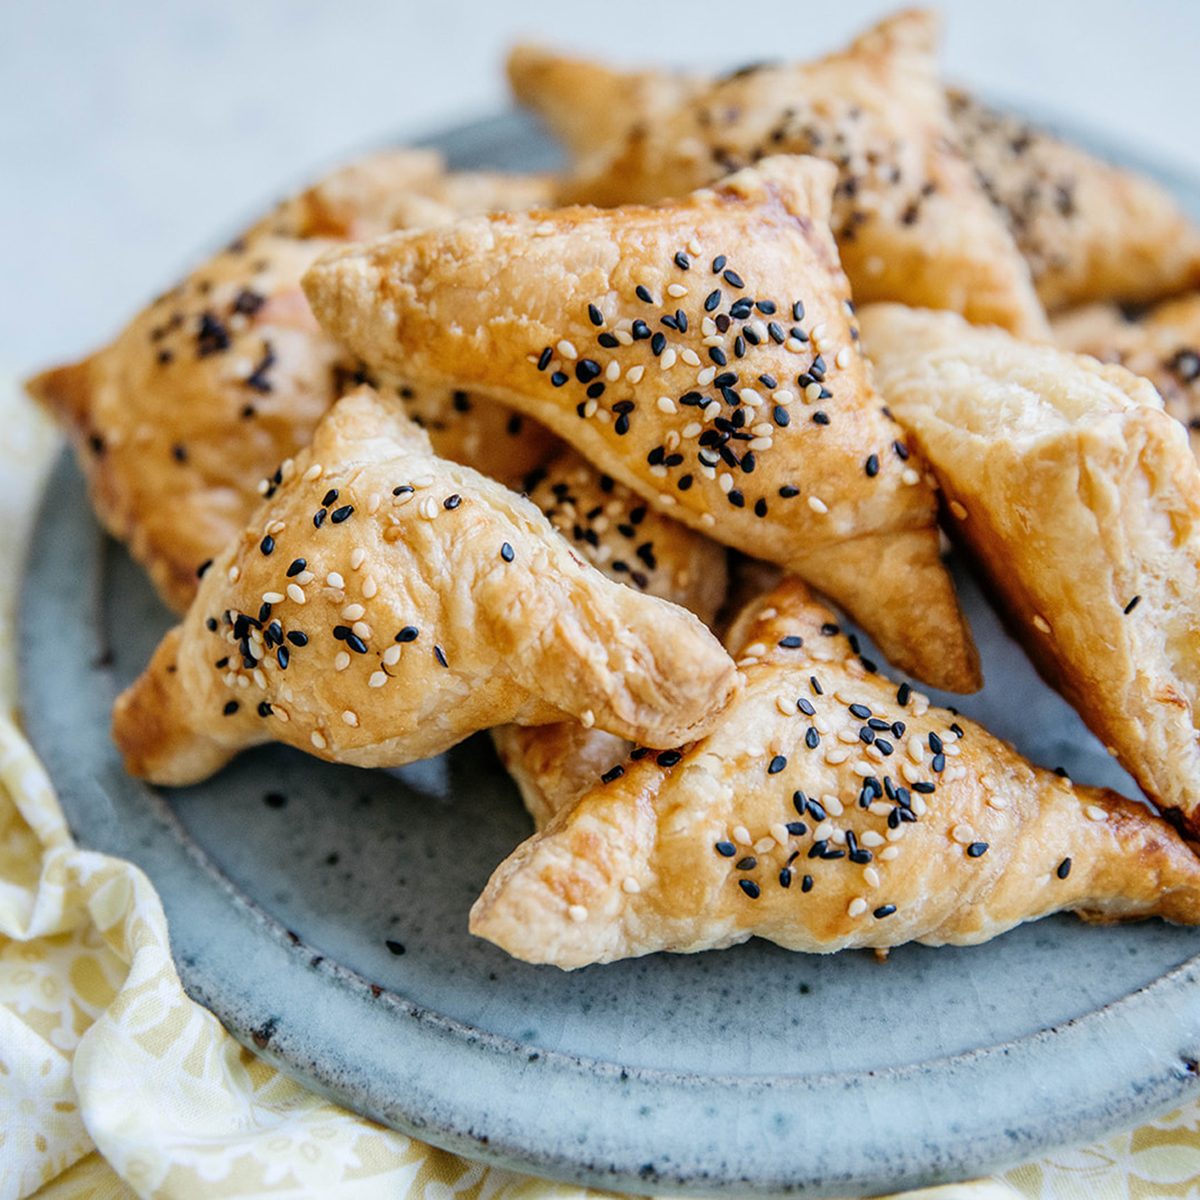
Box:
(1057, 857, 1072, 879)
(1086, 805, 1108, 822)
(848, 898, 868, 918)
(286, 584, 306, 604)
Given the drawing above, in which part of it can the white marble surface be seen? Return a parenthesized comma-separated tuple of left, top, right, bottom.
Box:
(4, 1, 1198, 373)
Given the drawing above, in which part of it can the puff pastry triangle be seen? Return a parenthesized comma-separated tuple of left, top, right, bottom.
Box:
(861, 302, 1200, 836)
(303, 154, 980, 693)
(471, 578, 1200, 968)
(112, 386, 738, 786)
(542, 10, 1045, 336)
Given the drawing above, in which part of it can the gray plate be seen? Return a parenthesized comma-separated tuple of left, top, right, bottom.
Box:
(20, 110, 1200, 1198)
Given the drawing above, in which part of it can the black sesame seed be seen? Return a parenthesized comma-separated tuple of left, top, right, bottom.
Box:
(865, 454, 879, 477)
(393, 485, 414, 496)
(575, 358, 601, 383)
(1123, 595, 1141, 614)
(434, 645, 448, 668)
(346, 634, 368, 655)
(736, 856, 757, 871)
(286, 558, 306, 577)
(537, 347, 553, 370)
(812, 411, 830, 425)
(704, 289, 721, 312)
(778, 635, 803, 649)
(550, 371, 568, 387)
(443, 494, 462, 510)
(223, 700, 239, 716)
(967, 842, 989, 858)
(598, 332, 619, 349)
(259, 535, 275, 556)
(330, 505, 354, 524)
(674, 251, 691, 270)
(614, 414, 630, 436)
(896, 682, 911, 706)
(715, 841, 736, 857)
(286, 631, 308, 647)
(1057, 857, 1072, 879)
(793, 790, 808, 816)
(587, 303, 603, 326)
(768, 755, 788, 775)
(709, 346, 727, 366)
(205, 616, 218, 631)
(802, 874, 814, 893)
(738, 879, 761, 899)
(786, 821, 807, 836)
(712, 256, 726, 273)
(500, 542, 515, 563)
(656, 750, 682, 767)
(601, 765, 625, 784)
(276, 646, 289, 670)
(913, 781, 935, 794)
(779, 867, 792, 888)
(385, 939, 406, 956)
(874, 904, 897, 919)
(313, 509, 327, 528)
(848, 703, 871, 719)
(797, 697, 815, 715)
(197, 559, 213, 579)
(651, 331, 666, 356)
(805, 727, 820, 749)
(636, 285, 654, 304)
(723, 269, 745, 289)
(632, 319, 651, 340)
(810, 676, 823, 695)
(932, 753, 946, 773)
(808, 840, 828, 859)
(257, 701, 273, 717)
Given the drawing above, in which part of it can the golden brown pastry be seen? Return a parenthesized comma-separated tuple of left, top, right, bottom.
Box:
(948, 90, 1200, 311)
(860, 303, 1200, 836)
(492, 447, 729, 827)
(506, 43, 701, 174)
(471, 578, 1200, 968)
(303, 154, 981, 693)
(27, 151, 557, 612)
(112, 387, 738, 787)
(1052, 294, 1200, 456)
(538, 11, 1045, 337)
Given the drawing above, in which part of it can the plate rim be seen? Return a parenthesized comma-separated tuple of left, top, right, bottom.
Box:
(20, 109, 1200, 1197)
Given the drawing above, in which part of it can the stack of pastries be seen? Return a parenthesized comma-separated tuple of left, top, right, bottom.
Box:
(29, 9, 1200, 969)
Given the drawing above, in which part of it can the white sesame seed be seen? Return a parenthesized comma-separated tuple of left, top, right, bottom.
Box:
(1033, 615, 1051, 633)
(772, 389, 795, 405)
(615, 330, 634, 346)
(718, 473, 734, 494)
(303, 463, 323, 482)
(733, 824, 752, 846)
(368, 671, 387, 688)
(754, 837, 775, 854)
(901, 467, 920, 486)
(253, 668, 267, 689)
(228, 565, 241, 583)
(341, 603, 365, 621)
(848, 898, 868, 918)
(770, 822, 790, 844)
(687, 238, 702, 255)
(568, 904, 588, 923)
(383, 645, 402, 666)
(807, 495, 829, 514)
(334, 651, 350, 671)
(262, 591, 285, 604)
(286, 584, 306, 604)
(810, 323, 828, 343)
(703, 401, 721, 422)
(869, 802, 892, 818)
(622, 877, 641, 894)
(987, 795, 1009, 810)
(342, 710, 359, 726)
(701, 317, 717, 336)
(739, 388, 763, 407)
(804, 382, 824, 402)
(951, 824, 975, 844)
(295, 571, 314, 585)
(825, 748, 851, 765)
(1086, 804, 1108, 821)
(814, 821, 834, 841)
(786, 337, 805, 352)
(864, 867, 881, 888)
(625, 365, 645, 384)
(837, 728, 859, 745)
(824, 795, 845, 817)
(748, 437, 773, 451)
(649, 464, 667, 478)
(311, 731, 327, 749)
(419, 496, 439, 519)
(660, 348, 677, 370)
(886, 824, 907, 842)
(861, 831, 885, 847)
(697, 367, 717, 386)
(274, 707, 289, 723)
(580, 709, 595, 729)
(681, 348, 701, 366)
(605, 360, 620, 382)
(657, 396, 677, 414)
(667, 283, 688, 298)
(880, 846, 899, 860)
(700, 512, 716, 527)
(835, 348, 852, 369)
(776, 694, 795, 716)
(911, 794, 928, 817)
(752, 422, 774, 437)
(326, 572, 345, 589)
(394, 490, 414, 507)
(352, 621, 371, 640)
(350, 548, 366, 570)
(949, 500, 968, 520)
(362, 576, 378, 599)
(367, 493, 381, 515)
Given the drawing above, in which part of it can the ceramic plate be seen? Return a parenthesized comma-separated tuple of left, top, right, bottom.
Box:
(21, 110, 1200, 1198)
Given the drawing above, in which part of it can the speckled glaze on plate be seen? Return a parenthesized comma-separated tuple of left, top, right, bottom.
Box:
(20, 110, 1200, 1198)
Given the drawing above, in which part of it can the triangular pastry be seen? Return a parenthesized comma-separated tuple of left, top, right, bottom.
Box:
(303, 155, 980, 693)
(539, 11, 1046, 336)
(860, 302, 1200, 836)
(948, 90, 1200, 310)
(471, 579, 1200, 968)
(492, 447, 728, 827)
(112, 387, 738, 786)
(27, 151, 557, 612)
(1053, 294, 1200, 458)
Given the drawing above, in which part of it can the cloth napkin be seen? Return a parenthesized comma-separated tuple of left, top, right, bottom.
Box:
(1, 380, 1197, 1200)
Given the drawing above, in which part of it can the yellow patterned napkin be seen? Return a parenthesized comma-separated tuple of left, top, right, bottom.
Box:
(1, 379, 1197, 1200)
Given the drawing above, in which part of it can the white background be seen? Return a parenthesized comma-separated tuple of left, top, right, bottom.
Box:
(4, 1, 1198, 374)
